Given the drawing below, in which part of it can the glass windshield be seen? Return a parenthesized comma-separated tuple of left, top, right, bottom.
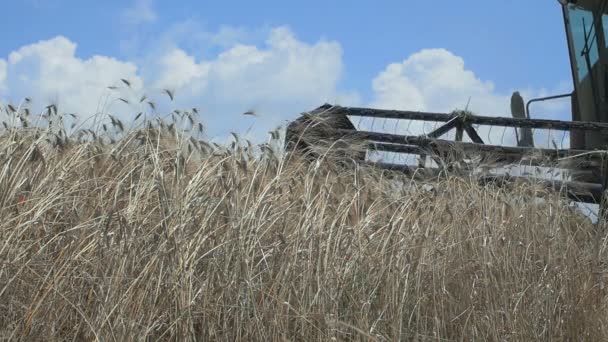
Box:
(568, 5, 600, 80)
(603, 14, 608, 47)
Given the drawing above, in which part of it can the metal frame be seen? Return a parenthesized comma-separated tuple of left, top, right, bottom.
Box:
(525, 93, 573, 118)
(285, 104, 608, 206)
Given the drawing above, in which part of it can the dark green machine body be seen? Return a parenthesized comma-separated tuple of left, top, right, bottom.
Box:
(562, 0, 608, 150)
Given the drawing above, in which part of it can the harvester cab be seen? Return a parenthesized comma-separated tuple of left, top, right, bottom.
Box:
(285, 0, 608, 213)
(561, 0, 608, 150)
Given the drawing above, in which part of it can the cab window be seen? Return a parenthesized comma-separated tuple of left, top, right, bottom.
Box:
(568, 5, 600, 80)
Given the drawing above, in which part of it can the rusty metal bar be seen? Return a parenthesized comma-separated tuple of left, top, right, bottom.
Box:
(343, 106, 608, 132)
(368, 142, 426, 155)
(525, 92, 572, 118)
(334, 129, 599, 162)
(479, 175, 603, 204)
(369, 142, 603, 178)
(345, 107, 453, 121)
(426, 116, 459, 138)
(463, 123, 484, 144)
(365, 160, 603, 204)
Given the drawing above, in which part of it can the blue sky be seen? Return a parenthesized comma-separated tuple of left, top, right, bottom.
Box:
(0, 0, 574, 141)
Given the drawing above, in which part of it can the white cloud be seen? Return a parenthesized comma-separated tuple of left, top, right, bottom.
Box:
(371, 48, 505, 114)
(154, 48, 209, 91)
(3, 36, 142, 122)
(122, 0, 157, 25)
(369, 48, 571, 118)
(366, 48, 571, 147)
(0, 28, 350, 141)
(149, 26, 348, 140)
(0, 30, 570, 148)
(151, 26, 344, 100)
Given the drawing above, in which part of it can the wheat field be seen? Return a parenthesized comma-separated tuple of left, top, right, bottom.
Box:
(0, 104, 607, 341)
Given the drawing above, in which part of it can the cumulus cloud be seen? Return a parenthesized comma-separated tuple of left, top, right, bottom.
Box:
(152, 26, 343, 100)
(148, 26, 348, 140)
(1, 36, 142, 125)
(122, 0, 157, 25)
(370, 48, 536, 117)
(154, 49, 209, 91)
(0, 28, 351, 141)
(0, 29, 570, 148)
(364, 48, 571, 148)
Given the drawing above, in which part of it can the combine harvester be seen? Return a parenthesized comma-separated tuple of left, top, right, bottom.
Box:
(285, 0, 608, 220)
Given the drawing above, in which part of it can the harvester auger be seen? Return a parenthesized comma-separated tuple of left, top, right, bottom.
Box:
(285, 0, 608, 219)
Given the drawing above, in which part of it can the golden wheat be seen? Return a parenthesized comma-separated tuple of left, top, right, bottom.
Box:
(0, 100, 606, 341)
